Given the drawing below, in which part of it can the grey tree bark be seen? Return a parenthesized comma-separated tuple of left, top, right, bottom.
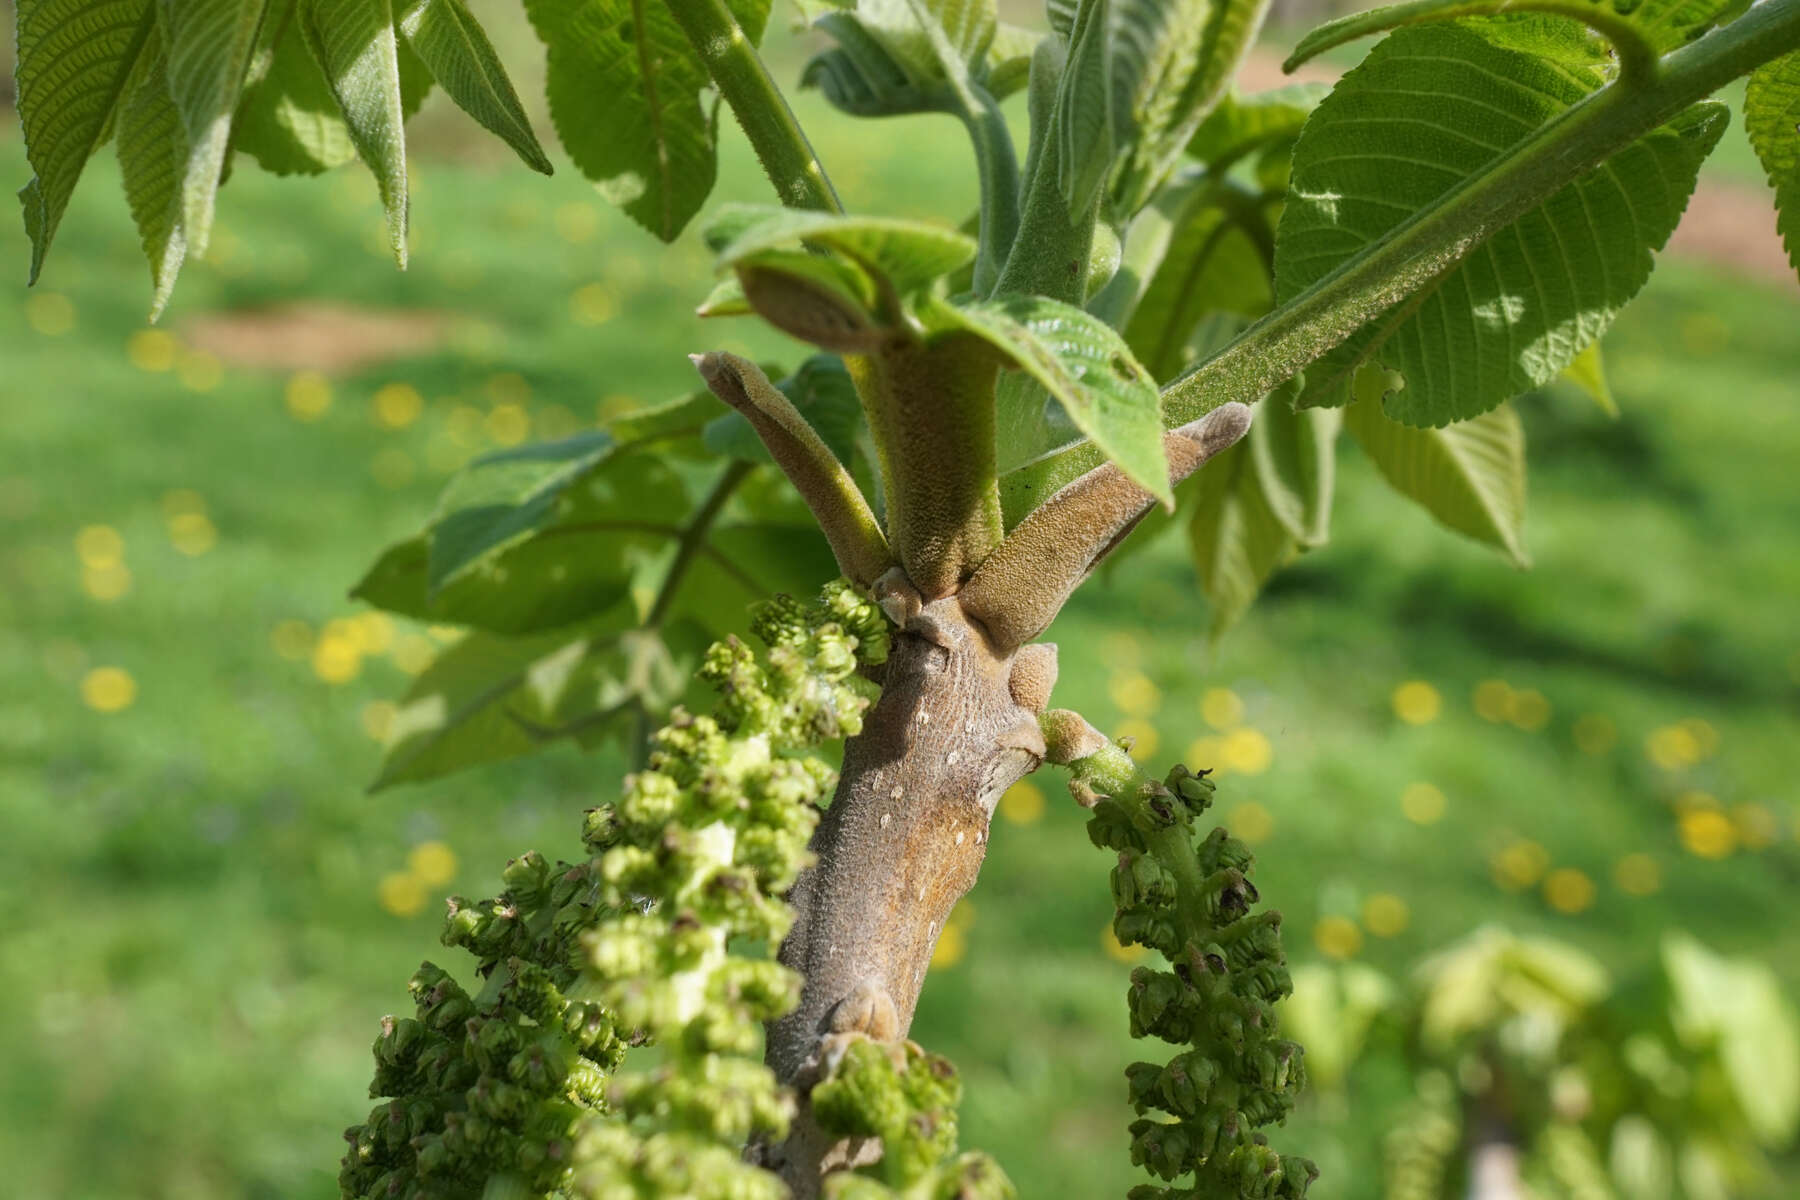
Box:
(756, 584, 1050, 1194)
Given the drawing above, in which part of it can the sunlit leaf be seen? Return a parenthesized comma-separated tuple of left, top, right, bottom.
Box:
(1275, 20, 1725, 426)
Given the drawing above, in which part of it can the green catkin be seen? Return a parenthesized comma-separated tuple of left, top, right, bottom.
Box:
(1381, 1102, 1460, 1200)
(341, 582, 890, 1200)
(811, 1038, 1016, 1199)
(1057, 736, 1317, 1200)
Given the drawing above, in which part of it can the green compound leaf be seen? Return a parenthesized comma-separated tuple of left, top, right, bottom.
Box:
(1746, 49, 1800, 282)
(1663, 933, 1800, 1148)
(711, 204, 977, 295)
(233, 13, 361, 176)
(703, 355, 868, 469)
(372, 618, 688, 790)
(14, 0, 156, 282)
(1103, 0, 1272, 218)
(424, 432, 642, 594)
(1273, 20, 1726, 428)
(1054, 0, 1114, 220)
(396, 0, 553, 174)
(1283, 0, 1747, 81)
(803, 0, 1028, 117)
(1186, 83, 1327, 169)
(1252, 399, 1339, 548)
(1185, 436, 1297, 637)
(1344, 393, 1529, 564)
(161, 0, 270, 260)
(937, 293, 1171, 506)
(116, 29, 189, 318)
(353, 404, 838, 635)
(521, 0, 771, 241)
(1124, 187, 1275, 382)
(300, 0, 411, 266)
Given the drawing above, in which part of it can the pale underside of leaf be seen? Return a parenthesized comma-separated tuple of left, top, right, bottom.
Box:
(15, 0, 157, 281)
(301, 0, 411, 265)
(1559, 340, 1616, 415)
(160, 0, 270, 260)
(1344, 395, 1528, 564)
(233, 10, 362, 176)
(1745, 49, 1800, 281)
(1186, 438, 1296, 637)
(1250, 400, 1339, 547)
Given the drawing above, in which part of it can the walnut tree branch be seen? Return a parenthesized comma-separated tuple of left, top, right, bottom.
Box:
(691, 352, 895, 589)
(960, 402, 1252, 651)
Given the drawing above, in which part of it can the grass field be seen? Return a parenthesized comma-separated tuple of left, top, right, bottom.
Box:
(3, 53, 1799, 1200)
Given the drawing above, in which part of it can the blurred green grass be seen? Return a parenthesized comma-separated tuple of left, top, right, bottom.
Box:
(3, 50, 1799, 1200)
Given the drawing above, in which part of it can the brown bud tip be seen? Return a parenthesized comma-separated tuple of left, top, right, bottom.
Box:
(872, 566, 923, 629)
(1008, 642, 1059, 712)
(1165, 402, 1254, 483)
(1042, 708, 1108, 765)
(827, 978, 900, 1042)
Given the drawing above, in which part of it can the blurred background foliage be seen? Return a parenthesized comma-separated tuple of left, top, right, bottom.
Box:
(3, 2, 1798, 1197)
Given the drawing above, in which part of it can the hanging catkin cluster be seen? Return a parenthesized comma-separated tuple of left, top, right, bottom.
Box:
(810, 1037, 1016, 1198)
(340, 582, 888, 1200)
(1053, 723, 1316, 1200)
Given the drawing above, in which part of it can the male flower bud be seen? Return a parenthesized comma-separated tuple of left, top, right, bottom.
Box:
(581, 805, 622, 852)
(501, 851, 554, 910)
(1129, 1119, 1196, 1181)
(375, 1016, 426, 1067)
(1166, 764, 1216, 813)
